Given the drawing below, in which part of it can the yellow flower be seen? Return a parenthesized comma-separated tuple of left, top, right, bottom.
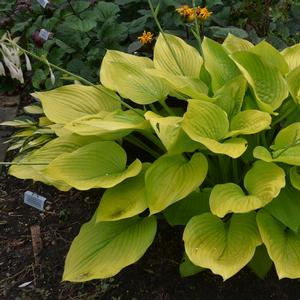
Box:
(196, 6, 213, 21)
(176, 5, 193, 17)
(138, 31, 154, 45)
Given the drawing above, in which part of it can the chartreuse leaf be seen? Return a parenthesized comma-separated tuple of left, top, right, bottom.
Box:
(146, 69, 208, 99)
(254, 122, 300, 165)
(63, 214, 157, 282)
(64, 109, 149, 139)
(213, 75, 247, 119)
(144, 111, 200, 154)
(290, 166, 300, 190)
(227, 110, 271, 137)
(223, 33, 253, 54)
(281, 43, 300, 71)
(32, 84, 120, 124)
(180, 252, 204, 278)
(210, 161, 285, 217)
(164, 189, 210, 226)
(286, 65, 300, 104)
(247, 245, 273, 279)
(96, 164, 150, 222)
(9, 135, 97, 191)
(100, 50, 168, 104)
(249, 41, 289, 75)
(265, 185, 300, 233)
(145, 153, 208, 214)
(257, 210, 300, 279)
(183, 212, 261, 280)
(154, 33, 203, 77)
(202, 37, 240, 92)
(46, 141, 142, 190)
(182, 100, 247, 158)
(231, 51, 289, 113)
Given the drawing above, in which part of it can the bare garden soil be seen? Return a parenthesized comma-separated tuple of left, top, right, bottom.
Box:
(1, 93, 300, 300)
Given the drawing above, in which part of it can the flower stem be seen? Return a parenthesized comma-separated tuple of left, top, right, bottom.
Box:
(191, 0, 203, 56)
(160, 100, 176, 116)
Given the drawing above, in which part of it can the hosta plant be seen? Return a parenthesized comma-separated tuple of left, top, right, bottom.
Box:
(3, 29, 300, 282)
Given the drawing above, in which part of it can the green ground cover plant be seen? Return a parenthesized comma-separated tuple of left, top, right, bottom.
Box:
(2, 0, 300, 283)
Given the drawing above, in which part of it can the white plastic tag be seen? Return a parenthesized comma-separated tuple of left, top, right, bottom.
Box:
(39, 29, 50, 41)
(24, 191, 46, 211)
(37, 0, 49, 8)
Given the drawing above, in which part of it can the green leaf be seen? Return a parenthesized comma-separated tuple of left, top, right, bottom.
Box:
(23, 105, 43, 115)
(154, 33, 203, 77)
(100, 50, 168, 104)
(144, 111, 200, 154)
(286, 65, 300, 104)
(96, 164, 150, 221)
(32, 85, 120, 124)
(249, 41, 289, 75)
(66, 18, 97, 32)
(164, 189, 210, 226)
(290, 166, 300, 190)
(230, 51, 289, 113)
(213, 75, 247, 119)
(265, 185, 300, 233)
(223, 34, 253, 54)
(202, 37, 240, 92)
(65, 109, 149, 139)
(184, 212, 261, 280)
(9, 135, 97, 191)
(257, 210, 300, 279)
(46, 141, 142, 190)
(63, 215, 157, 281)
(281, 43, 300, 72)
(247, 245, 273, 279)
(179, 252, 204, 278)
(210, 161, 285, 217)
(94, 1, 120, 22)
(227, 110, 271, 137)
(145, 153, 208, 214)
(182, 100, 247, 158)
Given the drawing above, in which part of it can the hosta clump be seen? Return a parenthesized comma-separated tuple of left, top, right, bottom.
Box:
(5, 33, 300, 281)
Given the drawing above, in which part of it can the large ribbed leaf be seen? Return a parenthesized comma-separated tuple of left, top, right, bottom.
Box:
(231, 51, 289, 113)
(223, 34, 253, 54)
(281, 44, 300, 72)
(257, 210, 300, 279)
(286, 65, 300, 104)
(227, 110, 271, 137)
(184, 212, 261, 280)
(146, 69, 208, 99)
(46, 141, 142, 190)
(63, 215, 157, 281)
(202, 37, 240, 92)
(64, 109, 149, 139)
(290, 166, 300, 190)
(265, 185, 300, 233)
(254, 123, 300, 165)
(32, 84, 120, 124)
(213, 75, 247, 119)
(144, 111, 199, 154)
(210, 161, 285, 217)
(164, 189, 210, 226)
(249, 41, 289, 75)
(9, 135, 96, 191)
(179, 252, 204, 277)
(154, 33, 203, 77)
(100, 50, 168, 104)
(96, 164, 150, 222)
(145, 153, 208, 214)
(182, 100, 247, 158)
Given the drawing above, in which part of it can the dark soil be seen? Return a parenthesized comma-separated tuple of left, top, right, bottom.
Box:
(1, 173, 300, 300)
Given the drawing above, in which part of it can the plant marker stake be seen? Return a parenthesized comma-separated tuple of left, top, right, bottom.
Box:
(37, 0, 49, 8)
(39, 29, 50, 41)
(24, 191, 46, 211)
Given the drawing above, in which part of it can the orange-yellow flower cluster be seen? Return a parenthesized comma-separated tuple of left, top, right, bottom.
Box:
(138, 31, 154, 45)
(176, 5, 212, 23)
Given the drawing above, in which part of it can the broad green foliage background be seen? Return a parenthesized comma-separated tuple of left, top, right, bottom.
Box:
(3, 1, 300, 283)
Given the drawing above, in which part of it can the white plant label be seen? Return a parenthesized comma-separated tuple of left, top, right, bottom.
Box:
(37, 0, 49, 8)
(39, 29, 50, 41)
(24, 191, 46, 211)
